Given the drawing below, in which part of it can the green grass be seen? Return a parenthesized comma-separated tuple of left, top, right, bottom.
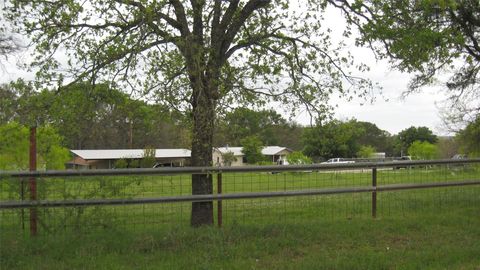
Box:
(1, 203, 479, 270)
(1, 165, 479, 269)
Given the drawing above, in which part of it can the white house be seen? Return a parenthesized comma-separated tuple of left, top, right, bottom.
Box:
(213, 146, 292, 166)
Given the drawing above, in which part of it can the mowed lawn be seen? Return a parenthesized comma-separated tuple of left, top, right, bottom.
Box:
(1, 201, 479, 270)
(1, 165, 479, 269)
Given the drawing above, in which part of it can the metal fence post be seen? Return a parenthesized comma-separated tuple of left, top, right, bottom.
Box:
(372, 167, 377, 218)
(20, 178, 25, 231)
(217, 173, 222, 228)
(29, 127, 38, 236)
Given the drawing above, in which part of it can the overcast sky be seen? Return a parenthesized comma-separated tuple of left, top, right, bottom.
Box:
(289, 6, 451, 136)
(1, 4, 451, 136)
(290, 59, 450, 136)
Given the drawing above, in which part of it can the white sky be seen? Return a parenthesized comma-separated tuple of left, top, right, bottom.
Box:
(289, 6, 450, 136)
(0, 4, 451, 136)
(290, 59, 449, 136)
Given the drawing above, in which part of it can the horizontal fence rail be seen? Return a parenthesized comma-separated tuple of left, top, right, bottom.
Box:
(1, 180, 480, 209)
(1, 158, 480, 178)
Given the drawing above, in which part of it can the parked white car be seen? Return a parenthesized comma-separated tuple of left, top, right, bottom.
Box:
(321, 158, 355, 164)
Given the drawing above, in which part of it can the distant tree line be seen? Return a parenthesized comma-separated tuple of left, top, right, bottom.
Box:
(1, 80, 479, 170)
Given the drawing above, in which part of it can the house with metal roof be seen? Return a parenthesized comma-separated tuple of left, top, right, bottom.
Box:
(213, 146, 292, 166)
(67, 149, 191, 169)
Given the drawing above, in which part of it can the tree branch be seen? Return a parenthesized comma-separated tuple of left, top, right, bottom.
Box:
(221, 0, 270, 60)
(169, 0, 190, 36)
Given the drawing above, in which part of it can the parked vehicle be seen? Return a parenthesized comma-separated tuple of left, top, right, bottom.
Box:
(321, 158, 355, 164)
(393, 156, 412, 169)
(276, 159, 290, 165)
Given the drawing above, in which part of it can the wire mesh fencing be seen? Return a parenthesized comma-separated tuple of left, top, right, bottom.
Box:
(1, 159, 479, 238)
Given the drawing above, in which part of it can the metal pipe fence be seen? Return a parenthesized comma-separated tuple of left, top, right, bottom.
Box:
(1, 159, 479, 236)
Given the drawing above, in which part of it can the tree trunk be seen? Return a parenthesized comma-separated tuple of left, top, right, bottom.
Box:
(190, 81, 216, 227)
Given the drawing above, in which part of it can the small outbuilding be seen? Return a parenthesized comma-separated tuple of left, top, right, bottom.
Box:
(66, 149, 191, 169)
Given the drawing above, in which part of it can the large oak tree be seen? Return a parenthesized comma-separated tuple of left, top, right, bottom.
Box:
(6, 0, 371, 226)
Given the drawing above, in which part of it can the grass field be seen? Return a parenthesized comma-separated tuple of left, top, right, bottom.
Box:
(1, 164, 479, 269)
(1, 199, 479, 270)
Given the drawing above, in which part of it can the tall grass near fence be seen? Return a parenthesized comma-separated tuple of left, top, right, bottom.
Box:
(1, 191, 479, 270)
(1, 161, 479, 269)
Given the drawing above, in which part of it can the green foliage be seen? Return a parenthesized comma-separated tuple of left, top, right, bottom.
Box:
(456, 116, 480, 157)
(408, 141, 438, 160)
(0, 84, 19, 124)
(221, 151, 237, 167)
(37, 126, 71, 170)
(241, 136, 264, 164)
(395, 126, 438, 156)
(355, 121, 394, 156)
(215, 108, 304, 150)
(0, 122, 29, 170)
(255, 161, 275, 166)
(286, 151, 312, 165)
(129, 160, 140, 169)
(217, 108, 285, 145)
(141, 148, 156, 168)
(357, 145, 376, 158)
(6, 0, 373, 225)
(0, 122, 69, 170)
(302, 119, 364, 160)
(6, 0, 372, 113)
(114, 159, 128, 169)
(2, 80, 191, 149)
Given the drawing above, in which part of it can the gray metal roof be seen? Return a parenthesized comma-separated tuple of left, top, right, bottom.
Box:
(214, 147, 244, 156)
(261, 146, 292, 155)
(214, 146, 291, 156)
(71, 149, 191, 160)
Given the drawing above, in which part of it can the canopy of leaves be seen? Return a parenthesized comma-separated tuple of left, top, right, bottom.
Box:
(395, 126, 438, 155)
(356, 145, 376, 158)
(0, 122, 70, 170)
(1, 81, 190, 149)
(286, 151, 312, 165)
(0, 8, 23, 62)
(302, 119, 364, 160)
(221, 151, 237, 166)
(141, 147, 157, 168)
(5, 0, 372, 117)
(215, 107, 303, 149)
(408, 140, 438, 160)
(240, 135, 264, 164)
(456, 116, 480, 157)
(354, 120, 394, 155)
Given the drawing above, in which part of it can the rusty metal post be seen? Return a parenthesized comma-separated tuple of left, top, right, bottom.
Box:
(372, 167, 377, 218)
(217, 173, 222, 228)
(29, 127, 38, 236)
